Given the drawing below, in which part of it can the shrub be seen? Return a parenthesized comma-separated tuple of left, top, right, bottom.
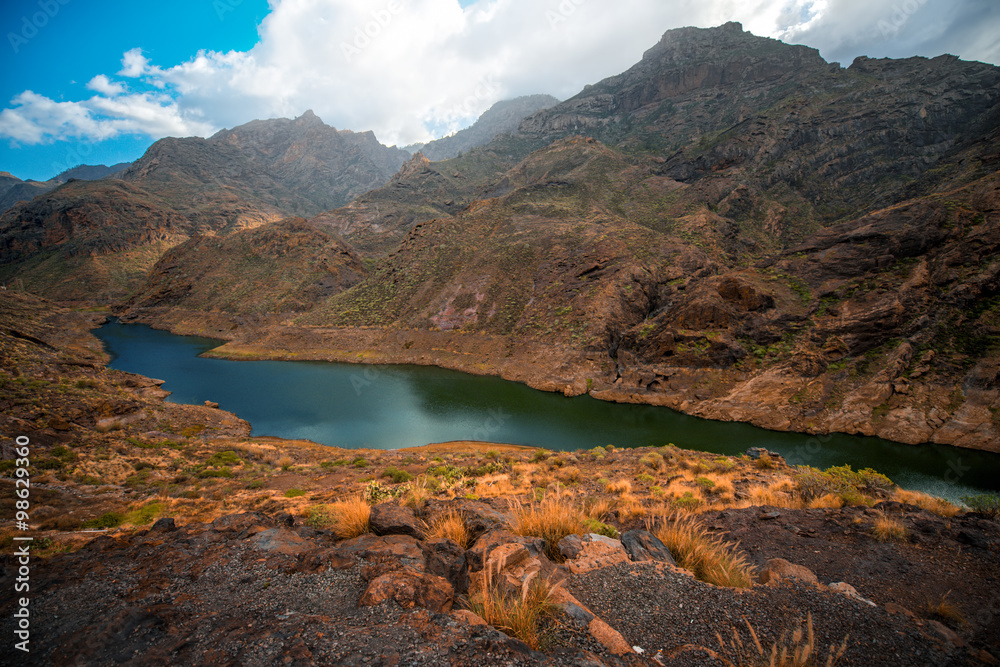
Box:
(197, 467, 233, 479)
(695, 476, 716, 492)
(469, 569, 557, 651)
(124, 502, 164, 526)
(640, 452, 664, 471)
(637, 473, 655, 484)
(352, 457, 369, 468)
(82, 512, 124, 529)
(510, 496, 586, 561)
(246, 480, 264, 489)
(284, 488, 306, 498)
(673, 491, 702, 511)
(652, 514, 754, 588)
(582, 518, 619, 539)
(364, 480, 396, 504)
(961, 493, 1000, 518)
(328, 496, 371, 539)
(427, 510, 470, 548)
(755, 453, 775, 469)
(206, 450, 242, 467)
(305, 505, 332, 529)
(871, 513, 908, 542)
(382, 466, 414, 484)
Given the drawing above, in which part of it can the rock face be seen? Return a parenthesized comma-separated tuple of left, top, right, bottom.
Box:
(413, 95, 560, 161)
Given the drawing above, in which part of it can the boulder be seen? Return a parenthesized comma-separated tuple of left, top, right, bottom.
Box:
(250, 528, 312, 556)
(422, 538, 469, 595)
(557, 534, 630, 574)
(828, 582, 875, 606)
(758, 558, 819, 587)
(150, 517, 176, 533)
(334, 533, 425, 571)
(620, 530, 676, 565)
(359, 568, 454, 614)
(369, 503, 425, 539)
(466, 528, 546, 572)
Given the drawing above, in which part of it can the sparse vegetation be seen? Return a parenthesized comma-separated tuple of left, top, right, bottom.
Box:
(510, 494, 586, 561)
(328, 496, 371, 539)
(652, 514, 755, 588)
(871, 513, 908, 542)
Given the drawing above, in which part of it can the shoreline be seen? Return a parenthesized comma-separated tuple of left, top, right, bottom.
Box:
(113, 306, 1000, 454)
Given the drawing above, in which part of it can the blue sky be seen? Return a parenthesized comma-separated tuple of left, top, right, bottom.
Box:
(1, 0, 998, 181)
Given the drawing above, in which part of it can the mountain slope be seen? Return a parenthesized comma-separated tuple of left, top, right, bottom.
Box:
(412, 95, 560, 161)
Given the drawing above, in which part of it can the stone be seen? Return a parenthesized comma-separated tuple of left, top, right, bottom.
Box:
(369, 503, 425, 539)
(150, 517, 176, 533)
(334, 533, 426, 571)
(620, 530, 676, 565)
(559, 534, 630, 575)
(884, 602, 916, 619)
(926, 620, 964, 649)
(210, 512, 273, 537)
(451, 609, 488, 626)
(467, 528, 546, 572)
(758, 558, 820, 587)
(422, 538, 469, 595)
(828, 582, 875, 606)
(203, 400, 219, 408)
(359, 568, 454, 614)
(250, 528, 312, 556)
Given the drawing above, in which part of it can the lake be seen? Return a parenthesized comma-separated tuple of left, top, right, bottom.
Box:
(95, 320, 1000, 501)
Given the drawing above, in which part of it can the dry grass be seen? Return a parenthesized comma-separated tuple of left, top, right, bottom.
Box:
(583, 497, 615, 521)
(509, 495, 586, 561)
(605, 479, 632, 495)
(468, 560, 558, 650)
(715, 614, 848, 667)
(871, 512, 908, 542)
(616, 493, 647, 521)
(475, 474, 516, 498)
(894, 489, 961, 517)
(807, 493, 845, 509)
(328, 496, 371, 540)
(748, 479, 804, 509)
(426, 510, 470, 548)
(924, 591, 967, 628)
(651, 514, 755, 589)
(402, 475, 433, 509)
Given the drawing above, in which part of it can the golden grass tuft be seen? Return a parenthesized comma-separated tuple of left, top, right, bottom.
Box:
(468, 561, 558, 650)
(748, 478, 804, 509)
(605, 479, 632, 495)
(652, 513, 755, 589)
(328, 495, 371, 540)
(924, 591, 967, 628)
(807, 493, 845, 509)
(509, 495, 586, 561)
(426, 510, 470, 548)
(894, 489, 961, 517)
(871, 512, 908, 542)
(715, 614, 848, 667)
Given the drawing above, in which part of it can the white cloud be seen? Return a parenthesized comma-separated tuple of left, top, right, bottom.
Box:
(87, 75, 126, 97)
(2, 0, 998, 149)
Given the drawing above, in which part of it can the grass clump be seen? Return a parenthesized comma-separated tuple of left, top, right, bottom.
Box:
(124, 502, 165, 526)
(328, 496, 371, 539)
(469, 562, 558, 651)
(652, 514, 754, 588)
(284, 488, 306, 498)
(206, 450, 242, 467)
(714, 614, 847, 667)
(924, 591, 967, 628)
(510, 494, 586, 561)
(871, 513, 908, 542)
(582, 517, 619, 538)
(427, 510, 470, 548)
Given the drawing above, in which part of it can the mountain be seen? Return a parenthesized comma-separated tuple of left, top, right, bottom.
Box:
(411, 95, 560, 161)
(0, 171, 54, 214)
(52, 162, 132, 183)
(0, 111, 409, 300)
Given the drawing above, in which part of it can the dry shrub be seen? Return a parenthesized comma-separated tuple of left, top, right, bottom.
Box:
(715, 614, 847, 667)
(584, 497, 615, 521)
(807, 493, 845, 509)
(924, 591, 967, 628)
(871, 512, 908, 542)
(605, 479, 632, 495)
(652, 514, 755, 588)
(748, 479, 804, 509)
(894, 489, 960, 517)
(329, 496, 371, 540)
(427, 510, 470, 548)
(469, 559, 558, 650)
(510, 495, 586, 561)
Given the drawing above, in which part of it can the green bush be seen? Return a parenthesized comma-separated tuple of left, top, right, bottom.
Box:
(284, 488, 306, 498)
(582, 518, 620, 538)
(197, 467, 233, 479)
(352, 457, 369, 468)
(206, 450, 242, 467)
(365, 480, 397, 504)
(795, 464, 895, 502)
(382, 466, 414, 484)
(673, 492, 702, 511)
(962, 493, 1000, 518)
(82, 512, 124, 529)
(695, 477, 715, 492)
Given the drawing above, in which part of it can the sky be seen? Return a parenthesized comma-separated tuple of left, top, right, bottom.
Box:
(1, 0, 998, 181)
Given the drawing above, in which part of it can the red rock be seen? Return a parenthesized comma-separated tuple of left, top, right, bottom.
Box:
(359, 568, 454, 614)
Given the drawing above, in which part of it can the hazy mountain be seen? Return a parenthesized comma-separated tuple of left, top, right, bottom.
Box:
(0, 172, 54, 215)
(409, 95, 560, 161)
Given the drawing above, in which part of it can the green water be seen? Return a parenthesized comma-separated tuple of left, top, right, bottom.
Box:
(95, 320, 1000, 501)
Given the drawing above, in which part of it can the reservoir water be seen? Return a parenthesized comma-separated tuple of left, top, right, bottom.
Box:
(95, 320, 1000, 501)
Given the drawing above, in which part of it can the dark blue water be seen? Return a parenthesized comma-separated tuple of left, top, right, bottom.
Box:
(95, 320, 1000, 501)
